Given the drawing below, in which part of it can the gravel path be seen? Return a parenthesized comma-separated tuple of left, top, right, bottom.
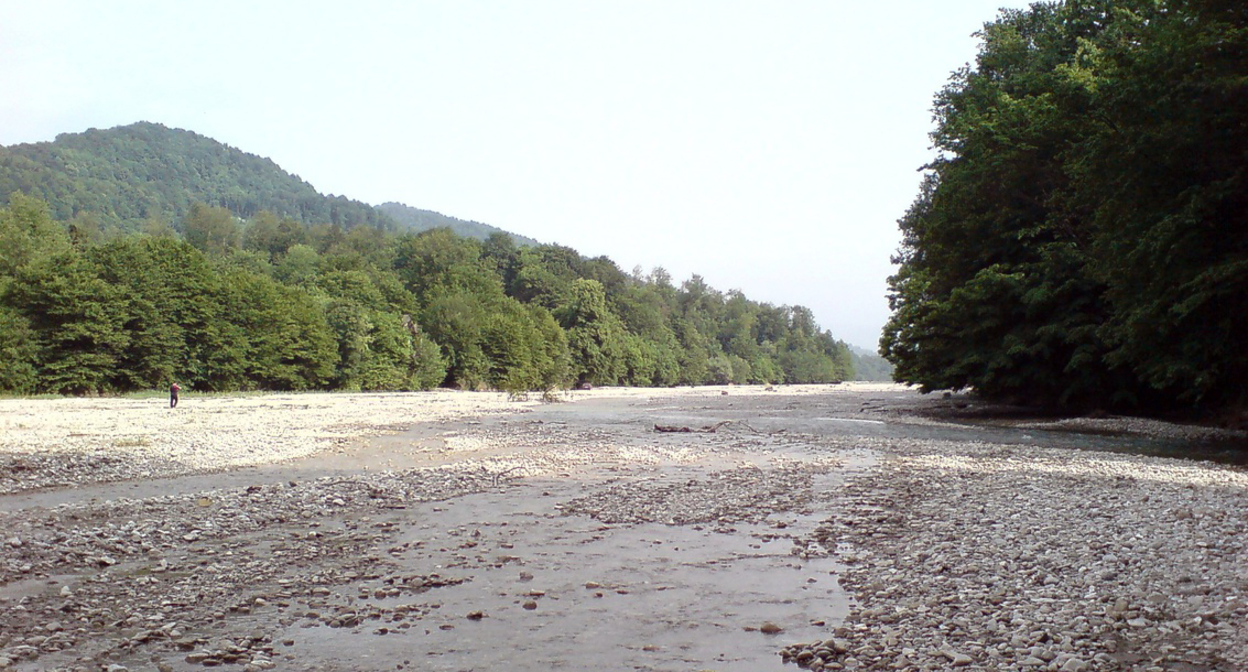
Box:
(0, 385, 1245, 671)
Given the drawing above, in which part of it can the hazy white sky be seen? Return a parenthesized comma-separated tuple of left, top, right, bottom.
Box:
(0, 1, 1029, 349)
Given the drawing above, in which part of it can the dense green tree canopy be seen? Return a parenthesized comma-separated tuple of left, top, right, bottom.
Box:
(0, 192, 855, 395)
(0, 121, 858, 395)
(882, 0, 1247, 414)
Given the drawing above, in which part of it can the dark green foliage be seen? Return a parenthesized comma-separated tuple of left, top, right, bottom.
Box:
(88, 238, 193, 389)
(509, 245, 585, 309)
(0, 304, 39, 392)
(0, 125, 856, 396)
(480, 299, 569, 394)
(377, 202, 539, 247)
(181, 202, 240, 257)
(242, 210, 306, 259)
(217, 269, 336, 390)
(0, 122, 391, 231)
(393, 228, 500, 304)
(6, 252, 130, 394)
(325, 302, 444, 391)
(882, 0, 1248, 413)
(0, 192, 72, 275)
(557, 279, 629, 386)
(420, 289, 492, 388)
(526, 305, 573, 391)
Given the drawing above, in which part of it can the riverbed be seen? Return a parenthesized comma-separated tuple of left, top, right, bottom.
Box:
(0, 384, 1244, 671)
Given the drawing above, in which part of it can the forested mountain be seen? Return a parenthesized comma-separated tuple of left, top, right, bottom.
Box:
(0, 122, 390, 231)
(377, 202, 541, 247)
(881, 0, 1246, 417)
(0, 123, 535, 245)
(0, 124, 856, 395)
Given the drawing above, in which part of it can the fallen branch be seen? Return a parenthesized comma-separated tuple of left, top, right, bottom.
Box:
(484, 465, 525, 486)
(652, 420, 782, 435)
(653, 420, 732, 434)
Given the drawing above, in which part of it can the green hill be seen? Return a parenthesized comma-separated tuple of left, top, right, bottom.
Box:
(377, 202, 541, 247)
(0, 122, 537, 245)
(0, 122, 389, 230)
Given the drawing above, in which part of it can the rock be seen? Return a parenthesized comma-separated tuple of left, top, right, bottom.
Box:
(523, 600, 538, 610)
(1060, 658, 1088, 672)
(759, 622, 784, 634)
(466, 611, 485, 620)
(941, 650, 973, 666)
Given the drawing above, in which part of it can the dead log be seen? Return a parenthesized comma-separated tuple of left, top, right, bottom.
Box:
(653, 420, 731, 434)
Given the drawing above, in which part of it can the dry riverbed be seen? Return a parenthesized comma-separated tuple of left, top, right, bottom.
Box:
(0, 385, 1245, 671)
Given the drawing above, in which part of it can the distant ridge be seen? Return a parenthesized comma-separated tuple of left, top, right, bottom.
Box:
(0, 122, 389, 229)
(0, 122, 538, 244)
(377, 202, 541, 247)
(848, 344, 894, 382)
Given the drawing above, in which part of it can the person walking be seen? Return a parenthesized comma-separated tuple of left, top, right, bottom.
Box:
(170, 382, 181, 408)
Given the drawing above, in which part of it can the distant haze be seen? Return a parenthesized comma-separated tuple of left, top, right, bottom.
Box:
(0, 1, 1031, 349)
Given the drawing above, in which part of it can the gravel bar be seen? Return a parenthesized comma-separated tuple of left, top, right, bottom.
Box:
(782, 437, 1248, 672)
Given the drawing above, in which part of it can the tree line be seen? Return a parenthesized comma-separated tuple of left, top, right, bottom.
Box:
(0, 193, 854, 395)
(881, 0, 1246, 417)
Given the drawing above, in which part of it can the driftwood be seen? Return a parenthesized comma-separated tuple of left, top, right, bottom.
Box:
(653, 420, 732, 434)
(652, 420, 779, 435)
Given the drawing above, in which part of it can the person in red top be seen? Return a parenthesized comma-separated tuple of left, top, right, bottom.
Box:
(170, 382, 181, 408)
